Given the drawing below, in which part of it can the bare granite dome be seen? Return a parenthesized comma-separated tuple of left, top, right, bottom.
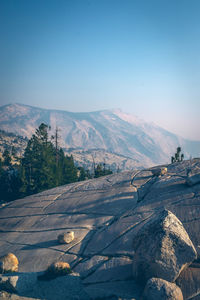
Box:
(0, 159, 200, 299)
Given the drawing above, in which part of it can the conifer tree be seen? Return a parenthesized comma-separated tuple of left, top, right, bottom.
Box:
(3, 149, 11, 166)
(20, 123, 56, 194)
(171, 147, 184, 163)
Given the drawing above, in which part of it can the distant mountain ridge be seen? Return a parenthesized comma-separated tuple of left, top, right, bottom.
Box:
(0, 103, 199, 167)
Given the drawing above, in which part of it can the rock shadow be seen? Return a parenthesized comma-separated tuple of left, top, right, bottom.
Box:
(21, 239, 58, 250)
(0, 271, 89, 300)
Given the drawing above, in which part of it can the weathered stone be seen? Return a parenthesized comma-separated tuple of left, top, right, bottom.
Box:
(186, 167, 200, 186)
(151, 167, 167, 176)
(142, 277, 183, 300)
(38, 261, 71, 280)
(176, 265, 200, 300)
(132, 209, 197, 283)
(57, 231, 74, 244)
(0, 273, 37, 294)
(0, 254, 18, 274)
(0, 275, 18, 293)
(83, 257, 132, 284)
(73, 256, 108, 278)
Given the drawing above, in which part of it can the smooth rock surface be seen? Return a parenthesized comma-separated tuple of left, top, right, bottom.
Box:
(0, 273, 37, 294)
(0, 159, 200, 299)
(142, 277, 183, 300)
(132, 209, 197, 283)
(186, 166, 200, 186)
(0, 272, 89, 300)
(176, 264, 200, 300)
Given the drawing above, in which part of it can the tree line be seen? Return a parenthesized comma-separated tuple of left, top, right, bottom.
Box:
(0, 123, 112, 202)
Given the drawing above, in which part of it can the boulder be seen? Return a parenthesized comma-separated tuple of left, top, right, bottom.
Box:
(142, 277, 183, 300)
(151, 167, 167, 176)
(0, 253, 19, 274)
(38, 261, 71, 280)
(0, 275, 18, 293)
(186, 167, 200, 186)
(58, 231, 74, 244)
(132, 209, 197, 283)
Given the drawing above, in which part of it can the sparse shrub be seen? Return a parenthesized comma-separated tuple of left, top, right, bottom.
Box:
(171, 147, 184, 163)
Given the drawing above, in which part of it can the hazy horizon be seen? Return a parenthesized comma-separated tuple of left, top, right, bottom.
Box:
(1, 0, 200, 140)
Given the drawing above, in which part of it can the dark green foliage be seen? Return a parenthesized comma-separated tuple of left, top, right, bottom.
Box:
(78, 167, 87, 181)
(171, 147, 184, 163)
(94, 163, 113, 178)
(0, 123, 113, 202)
(2, 149, 11, 166)
(0, 163, 22, 201)
(20, 123, 56, 194)
(20, 123, 78, 196)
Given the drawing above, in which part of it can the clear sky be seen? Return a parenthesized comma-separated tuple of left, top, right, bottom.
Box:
(0, 0, 200, 140)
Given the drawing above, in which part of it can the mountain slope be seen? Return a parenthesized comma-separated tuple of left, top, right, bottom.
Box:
(0, 103, 199, 167)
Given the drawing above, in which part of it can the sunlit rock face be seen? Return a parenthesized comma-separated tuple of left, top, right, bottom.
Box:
(132, 209, 197, 283)
(0, 159, 200, 299)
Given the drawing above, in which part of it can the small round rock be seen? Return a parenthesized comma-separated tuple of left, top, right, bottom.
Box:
(151, 167, 167, 176)
(58, 231, 74, 244)
(0, 253, 19, 274)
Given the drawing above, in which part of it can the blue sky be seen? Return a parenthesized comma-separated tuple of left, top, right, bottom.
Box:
(0, 0, 200, 140)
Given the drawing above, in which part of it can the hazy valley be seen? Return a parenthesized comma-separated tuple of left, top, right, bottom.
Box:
(0, 103, 200, 169)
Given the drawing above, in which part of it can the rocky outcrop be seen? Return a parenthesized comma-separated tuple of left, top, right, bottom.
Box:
(132, 209, 197, 283)
(186, 166, 200, 186)
(151, 167, 167, 176)
(0, 159, 200, 299)
(0, 253, 19, 274)
(142, 277, 183, 300)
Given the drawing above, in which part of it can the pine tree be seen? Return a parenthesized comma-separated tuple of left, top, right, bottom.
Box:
(171, 147, 184, 163)
(3, 149, 11, 166)
(94, 163, 113, 178)
(61, 155, 78, 184)
(20, 123, 56, 195)
(78, 167, 87, 181)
